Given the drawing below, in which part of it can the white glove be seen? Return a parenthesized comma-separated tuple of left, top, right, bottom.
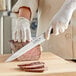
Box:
(13, 17, 32, 42)
(45, 0, 76, 40)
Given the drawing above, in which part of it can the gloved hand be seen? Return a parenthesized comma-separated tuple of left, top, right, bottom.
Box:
(12, 17, 32, 42)
(45, 0, 76, 40)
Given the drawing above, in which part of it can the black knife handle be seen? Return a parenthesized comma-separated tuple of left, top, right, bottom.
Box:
(50, 28, 53, 34)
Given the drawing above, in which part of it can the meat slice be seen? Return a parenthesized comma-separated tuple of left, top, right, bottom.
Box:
(18, 61, 46, 72)
(18, 61, 45, 69)
(10, 40, 42, 61)
(18, 61, 45, 66)
(19, 64, 44, 69)
(23, 68, 45, 72)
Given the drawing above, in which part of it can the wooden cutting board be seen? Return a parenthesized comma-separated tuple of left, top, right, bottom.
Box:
(0, 52, 76, 76)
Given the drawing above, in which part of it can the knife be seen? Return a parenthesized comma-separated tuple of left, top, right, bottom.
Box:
(5, 29, 53, 62)
(5, 33, 46, 62)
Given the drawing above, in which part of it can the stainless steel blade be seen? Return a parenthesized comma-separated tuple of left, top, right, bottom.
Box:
(5, 33, 46, 62)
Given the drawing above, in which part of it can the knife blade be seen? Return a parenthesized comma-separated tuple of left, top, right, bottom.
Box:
(5, 33, 46, 62)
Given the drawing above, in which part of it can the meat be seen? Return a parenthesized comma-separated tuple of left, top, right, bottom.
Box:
(18, 62, 44, 66)
(10, 40, 42, 61)
(18, 62, 45, 69)
(19, 64, 44, 69)
(18, 61, 46, 72)
(23, 68, 45, 72)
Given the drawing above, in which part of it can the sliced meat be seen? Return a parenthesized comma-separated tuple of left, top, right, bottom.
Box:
(19, 64, 44, 69)
(10, 40, 42, 61)
(18, 61, 46, 73)
(23, 68, 45, 72)
(18, 62, 45, 69)
(18, 61, 45, 66)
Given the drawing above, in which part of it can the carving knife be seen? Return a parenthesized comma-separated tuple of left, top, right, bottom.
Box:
(5, 33, 46, 62)
(5, 29, 53, 62)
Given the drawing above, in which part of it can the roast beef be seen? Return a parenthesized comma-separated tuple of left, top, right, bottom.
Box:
(18, 61, 45, 69)
(18, 61, 46, 72)
(10, 40, 42, 61)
